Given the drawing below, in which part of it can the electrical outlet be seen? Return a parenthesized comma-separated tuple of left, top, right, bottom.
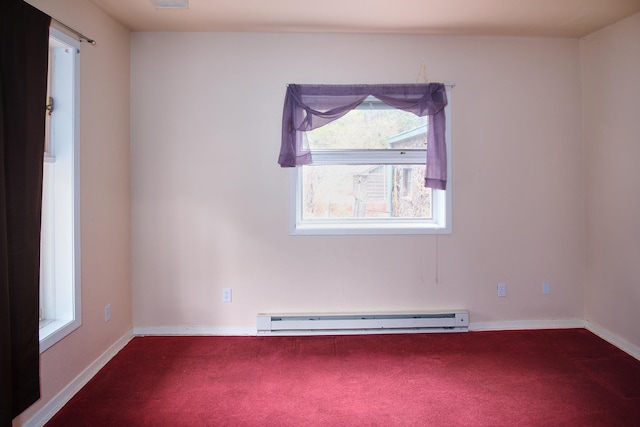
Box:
(542, 280, 551, 295)
(497, 283, 507, 297)
(223, 288, 232, 303)
(104, 304, 111, 322)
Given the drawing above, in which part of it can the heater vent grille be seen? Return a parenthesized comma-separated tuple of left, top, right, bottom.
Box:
(257, 311, 469, 335)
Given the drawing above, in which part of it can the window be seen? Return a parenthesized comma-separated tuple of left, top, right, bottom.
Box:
(288, 91, 452, 235)
(39, 28, 81, 352)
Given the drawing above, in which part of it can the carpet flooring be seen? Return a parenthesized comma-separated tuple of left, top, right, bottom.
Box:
(45, 329, 640, 426)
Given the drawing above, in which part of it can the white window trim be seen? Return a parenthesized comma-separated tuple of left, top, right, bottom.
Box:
(39, 28, 82, 353)
(290, 95, 452, 236)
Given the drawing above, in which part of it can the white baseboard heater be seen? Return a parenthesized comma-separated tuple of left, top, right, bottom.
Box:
(256, 311, 469, 335)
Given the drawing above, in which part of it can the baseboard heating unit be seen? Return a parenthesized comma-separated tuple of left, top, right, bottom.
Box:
(256, 311, 469, 335)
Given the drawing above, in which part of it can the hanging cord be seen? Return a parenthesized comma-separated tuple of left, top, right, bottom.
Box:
(435, 230, 440, 284)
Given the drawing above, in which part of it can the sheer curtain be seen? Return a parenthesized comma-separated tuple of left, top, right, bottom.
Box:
(279, 83, 448, 190)
(1, 0, 51, 423)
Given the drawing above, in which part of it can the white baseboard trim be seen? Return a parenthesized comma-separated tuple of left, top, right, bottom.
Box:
(470, 318, 586, 331)
(585, 321, 640, 361)
(136, 321, 589, 337)
(19, 330, 134, 427)
(133, 326, 256, 336)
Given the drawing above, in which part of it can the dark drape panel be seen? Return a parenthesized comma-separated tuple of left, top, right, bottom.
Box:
(0, 0, 51, 424)
(279, 83, 448, 190)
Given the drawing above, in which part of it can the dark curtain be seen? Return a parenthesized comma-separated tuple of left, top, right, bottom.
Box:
(1, 0, 51, 424)
(279, 83, 448, 190)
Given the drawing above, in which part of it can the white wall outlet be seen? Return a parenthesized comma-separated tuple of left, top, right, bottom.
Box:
(497, 283, 507, 297)
(223, 288, 232, 303)
(542, 280, 551, 295)
(104, 304, 111, 322)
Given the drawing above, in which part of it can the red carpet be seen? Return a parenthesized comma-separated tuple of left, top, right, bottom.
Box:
(46, 329, 640, 426)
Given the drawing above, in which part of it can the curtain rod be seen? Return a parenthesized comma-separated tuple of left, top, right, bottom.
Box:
(286, 83, 455, 87)
(51, 18, 96, 45)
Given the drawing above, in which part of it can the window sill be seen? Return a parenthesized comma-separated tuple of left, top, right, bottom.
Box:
(291, 222, 451, 236)
(39, 318, 81, 353)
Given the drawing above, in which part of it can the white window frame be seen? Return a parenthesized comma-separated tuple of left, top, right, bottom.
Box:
(39, 28, 82, 353)
(290, 96, 452, 236)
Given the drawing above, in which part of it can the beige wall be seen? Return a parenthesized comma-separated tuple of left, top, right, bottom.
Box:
(131, 32, 585, 330)
(582, 13, 640, 350)
(18, 0, 132, 423)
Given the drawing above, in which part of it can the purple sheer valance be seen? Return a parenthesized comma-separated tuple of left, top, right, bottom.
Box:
(278, 83, 448, 190)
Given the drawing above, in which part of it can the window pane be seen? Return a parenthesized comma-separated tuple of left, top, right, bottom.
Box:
(39, 30, 82, 352)
(40, 163, 55, 323)
(306, 105, 426, 150)
(302, 164, 432, 220)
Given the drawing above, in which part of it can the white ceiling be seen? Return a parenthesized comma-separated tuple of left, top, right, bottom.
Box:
(89, 0, 640, 38)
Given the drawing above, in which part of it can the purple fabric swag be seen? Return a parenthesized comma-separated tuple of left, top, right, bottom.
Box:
(279, 83, 448, 190)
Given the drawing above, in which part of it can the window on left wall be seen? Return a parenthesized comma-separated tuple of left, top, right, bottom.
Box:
(39, 28, 81, 353)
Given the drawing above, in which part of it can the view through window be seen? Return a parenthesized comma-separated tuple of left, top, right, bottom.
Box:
(291, 96, 451, 235)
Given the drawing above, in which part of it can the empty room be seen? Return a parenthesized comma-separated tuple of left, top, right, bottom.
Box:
(3, 0, 640, 425)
